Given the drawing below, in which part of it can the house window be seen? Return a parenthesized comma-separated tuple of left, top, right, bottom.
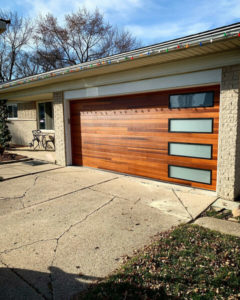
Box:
(38, 102, 54, 130)
(7, 104, 18, 119)
(169, 91, 214, 108)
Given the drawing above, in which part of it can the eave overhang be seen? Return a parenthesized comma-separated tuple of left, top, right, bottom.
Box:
(0, 22, 240, 95)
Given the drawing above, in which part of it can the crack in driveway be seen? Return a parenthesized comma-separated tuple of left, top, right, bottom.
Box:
(48, 195, 116, 300)
(0, 193, 117, 300)
(0, 238, 57, 255)
(0, 175, 39, 202)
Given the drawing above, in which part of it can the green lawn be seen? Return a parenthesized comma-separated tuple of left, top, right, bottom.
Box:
(77, 225, 240, 300)
(205, 207, 240, 223)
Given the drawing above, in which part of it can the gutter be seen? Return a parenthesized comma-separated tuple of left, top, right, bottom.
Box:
(0, 22, 240, 91)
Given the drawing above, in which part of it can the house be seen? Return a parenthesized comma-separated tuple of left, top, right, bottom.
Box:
(0, 23, 240, 200)
(0, 19, 10, 34)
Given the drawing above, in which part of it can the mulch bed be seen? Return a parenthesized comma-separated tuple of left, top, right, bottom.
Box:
(0, 152, 28, 163)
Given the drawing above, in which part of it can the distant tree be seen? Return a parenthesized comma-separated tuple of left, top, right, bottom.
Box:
(0, 100, 11, 156)
(34, 8, 141, 72)
(0, 11, 33, 82)
(0, 8, 141, 80)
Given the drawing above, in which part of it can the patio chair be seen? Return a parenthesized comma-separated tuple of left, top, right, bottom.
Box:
(30, 130, 42, 150)
(44, 135, 55, 150)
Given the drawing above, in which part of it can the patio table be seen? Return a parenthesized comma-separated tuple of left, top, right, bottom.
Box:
(30, 130, 55, 150)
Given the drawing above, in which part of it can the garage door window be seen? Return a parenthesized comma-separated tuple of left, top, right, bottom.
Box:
(169, 92, 214, 108)
(169, 118, 213, 133)
(169, 165, 211, 184)
(169, 142, 212, 159)
(38, 102, 54, 130)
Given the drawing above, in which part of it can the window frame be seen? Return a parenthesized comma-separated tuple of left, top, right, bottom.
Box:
(7, 103, 18, 120)
(168, 142, 213, 160)
(36, 100, 54, 132)
(168, 118, 214, 134)
(168, 165, 212, 185)
(169, 91, 215, 109)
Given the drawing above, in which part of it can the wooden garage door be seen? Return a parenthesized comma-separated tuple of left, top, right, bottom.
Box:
(70, 85, 219, 191)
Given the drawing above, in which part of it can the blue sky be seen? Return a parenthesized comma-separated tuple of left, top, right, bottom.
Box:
(1, 0, 240, 46)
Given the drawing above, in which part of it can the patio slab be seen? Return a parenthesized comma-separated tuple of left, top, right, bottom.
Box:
(0, 160, 60, 181)
(8, 147, 56, 164)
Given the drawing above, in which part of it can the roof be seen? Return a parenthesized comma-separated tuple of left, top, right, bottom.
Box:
(0, 22, 240, 93)
(0, 19, 10, 34)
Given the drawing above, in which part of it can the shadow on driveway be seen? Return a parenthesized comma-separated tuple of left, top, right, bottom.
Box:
(0, 265, 102, 300)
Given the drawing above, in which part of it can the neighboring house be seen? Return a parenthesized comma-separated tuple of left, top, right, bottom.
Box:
(0, 22, 240, 201)
(0, 19, 10, 34)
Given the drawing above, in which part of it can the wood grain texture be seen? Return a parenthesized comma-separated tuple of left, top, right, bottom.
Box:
(70, 85, 219, 191)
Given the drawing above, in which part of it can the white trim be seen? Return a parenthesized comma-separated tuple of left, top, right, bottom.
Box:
(64, 69, 222, 100)
(64, 99, 72, 165)
(40, 129, 55, 133)
(8, 119, 36, 121)
(63, 69, 222, 166)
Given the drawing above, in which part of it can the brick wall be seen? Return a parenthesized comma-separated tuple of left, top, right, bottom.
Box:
(53, 92, 66, 166)
(217, 64, 240, 200)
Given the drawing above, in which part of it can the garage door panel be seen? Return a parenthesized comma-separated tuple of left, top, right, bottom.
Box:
(80, 147, 218, 171)
(71, 85, 219, 190)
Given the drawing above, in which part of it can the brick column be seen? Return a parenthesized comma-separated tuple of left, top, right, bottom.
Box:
(217, 65, 240, 200)
(53, 92, 66, 166)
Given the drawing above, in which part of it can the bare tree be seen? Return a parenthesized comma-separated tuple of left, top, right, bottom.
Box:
(34, 8, 141, 72)
(0, 8, 141, 80)
(0, 11, 33, 82)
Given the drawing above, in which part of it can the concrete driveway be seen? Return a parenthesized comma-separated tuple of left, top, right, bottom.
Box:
(0, 164, 217, 299)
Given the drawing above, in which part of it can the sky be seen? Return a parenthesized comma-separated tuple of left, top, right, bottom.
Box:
(1, 0, 240, 46)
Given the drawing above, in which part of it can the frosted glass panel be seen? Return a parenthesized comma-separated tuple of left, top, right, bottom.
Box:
(170, 92, 214, 108)
(169, 166, 211, 184)
(169, 143, 212, 159)
(169, 119, 213, 133)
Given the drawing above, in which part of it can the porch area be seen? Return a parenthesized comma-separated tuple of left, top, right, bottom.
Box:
(7, 146, 56, 164)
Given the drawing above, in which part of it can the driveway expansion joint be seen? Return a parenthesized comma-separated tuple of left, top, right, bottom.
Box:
(18, 176, 120, 211)
(88, 186, 132, 202)
(172, 189, 194, 220)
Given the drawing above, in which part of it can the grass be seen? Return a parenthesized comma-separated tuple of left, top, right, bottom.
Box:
(77, 225, 240, 300)
(205, 207, 240, 224)
(205, 208, 232, 219)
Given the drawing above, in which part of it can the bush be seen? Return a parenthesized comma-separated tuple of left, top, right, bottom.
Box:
(0, 100, 12, 156)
